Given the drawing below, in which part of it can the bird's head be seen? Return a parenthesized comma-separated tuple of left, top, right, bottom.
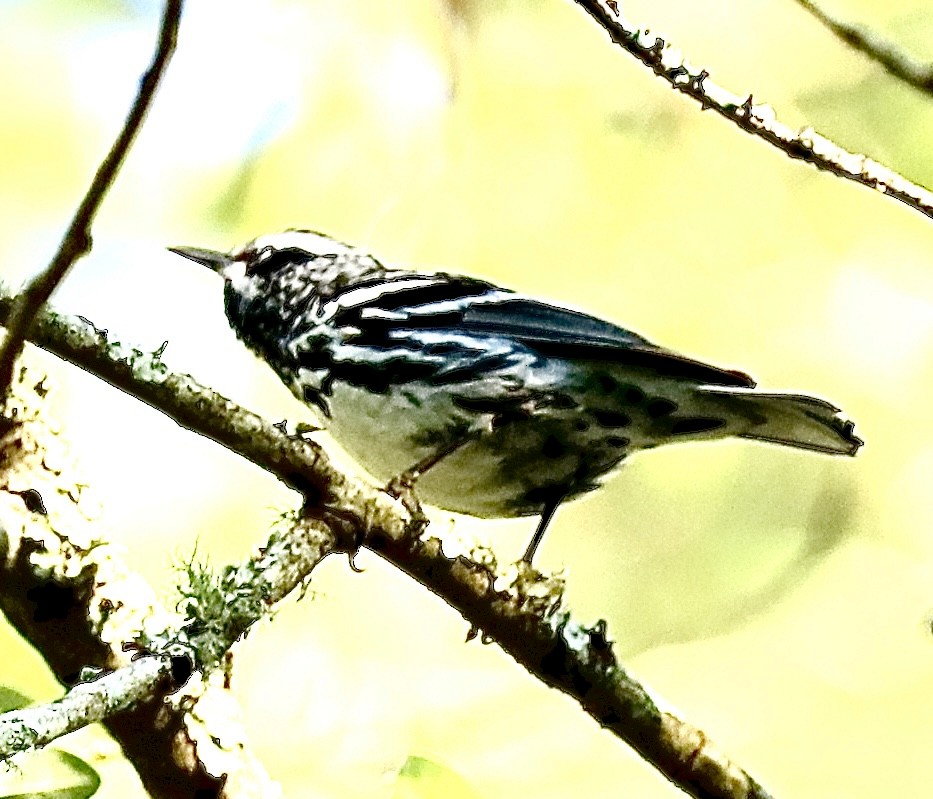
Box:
(170, 229, 390, 327)
(170, 229, 387, 355)
(169, 230, 360, 296)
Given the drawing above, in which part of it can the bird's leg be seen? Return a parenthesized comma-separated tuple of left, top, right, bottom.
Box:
(521, 494, 566, 565)
(385, 433, 478, 521)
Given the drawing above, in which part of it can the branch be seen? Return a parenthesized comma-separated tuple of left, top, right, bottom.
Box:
(793, 0, 933, 96)
(0, 657, 174, 757)
(0, 0, 184, 397)
(571, 0, 933, 221)
(0, 503, 339, 790)
(0, 296, 408, 535)
(0, 295, 775, 799)
(0, 359, 280, 798)
(173, 514, 342, 670)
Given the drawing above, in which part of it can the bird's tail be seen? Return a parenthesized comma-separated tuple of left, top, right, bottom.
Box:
(700, 387, 862, 456)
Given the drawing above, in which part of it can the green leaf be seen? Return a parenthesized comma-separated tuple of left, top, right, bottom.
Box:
(0, 687, 32, 713)
(1, 749, 101, 798)
(392, 755, 483, 799)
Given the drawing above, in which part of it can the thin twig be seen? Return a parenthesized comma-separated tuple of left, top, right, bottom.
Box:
(572, 0, 933, 221)
(0, 295, 774, 799)
(793, 0, 933, 96)
(0, 0, 184, 397)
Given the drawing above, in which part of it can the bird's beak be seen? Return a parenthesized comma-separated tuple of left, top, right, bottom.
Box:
(168, 246, 233, 273)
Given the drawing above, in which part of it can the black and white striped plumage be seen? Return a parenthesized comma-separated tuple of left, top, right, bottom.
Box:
(171, 230, 861, 559)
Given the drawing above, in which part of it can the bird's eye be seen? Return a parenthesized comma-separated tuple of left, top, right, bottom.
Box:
(245, 246, 314, 277)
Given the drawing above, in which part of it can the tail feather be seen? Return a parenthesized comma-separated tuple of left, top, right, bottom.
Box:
(701, 388, 863, 456)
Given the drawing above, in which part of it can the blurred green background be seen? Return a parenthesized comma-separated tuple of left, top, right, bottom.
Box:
(1, 0, 931, 796)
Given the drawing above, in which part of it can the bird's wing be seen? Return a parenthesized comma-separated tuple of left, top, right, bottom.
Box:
(331, 274, 754, 388)
(457, 296, 755, 388)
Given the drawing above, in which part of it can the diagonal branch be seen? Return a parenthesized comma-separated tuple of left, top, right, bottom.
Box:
(0, 0, 184, 397)
(571, 0, 933, 221)
(793, 0, 933, 97)
(0, 294, 775, 799)
(0, 657, 175, 758)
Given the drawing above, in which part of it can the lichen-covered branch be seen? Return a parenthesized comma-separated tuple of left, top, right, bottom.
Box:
(173, 514, 341, 670)
(793, 0, 933, 96)
(0, 656, 174, 758)
(572, 0, 933, 221)
(0, 294, 774, 799)
(0, 0, 184, 397)
(0, 361, 280, 798)
(375, 537, 775, 799)
(0, 505, 339, 798)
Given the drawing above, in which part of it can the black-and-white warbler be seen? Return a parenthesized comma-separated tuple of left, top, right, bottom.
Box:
(171, 230, 861, 562)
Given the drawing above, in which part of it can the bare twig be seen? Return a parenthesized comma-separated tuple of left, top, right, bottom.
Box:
(0, 295, 774, 799)
(793, 0, 933, 96)
(572, 0, 933, 221)
(0, 0, 184, 397)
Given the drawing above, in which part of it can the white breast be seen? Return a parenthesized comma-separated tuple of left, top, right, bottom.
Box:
(324, 379, 474, 481)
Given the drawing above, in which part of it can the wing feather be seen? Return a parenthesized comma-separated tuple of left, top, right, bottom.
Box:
(334, 276, 755, 388)
(458, 297, 755, 388)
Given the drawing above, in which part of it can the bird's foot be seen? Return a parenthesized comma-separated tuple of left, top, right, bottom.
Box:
(272, 419, 323, 440)
(385, 471, 430, 535)
(302, 499, 367, 572)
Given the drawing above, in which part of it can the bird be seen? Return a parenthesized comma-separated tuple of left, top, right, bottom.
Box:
(170, 230, 861, 563)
